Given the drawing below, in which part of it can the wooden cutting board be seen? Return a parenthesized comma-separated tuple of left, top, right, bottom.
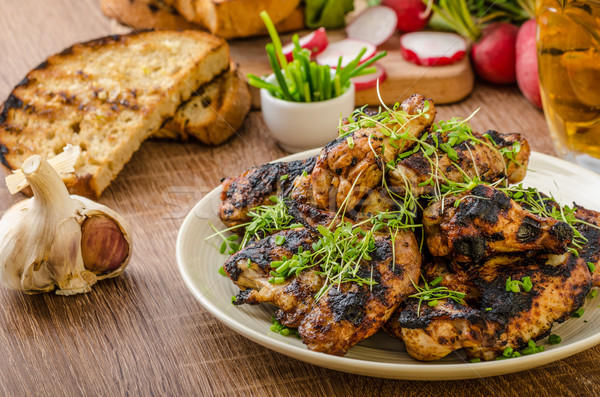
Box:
(229, 30, 474, 108)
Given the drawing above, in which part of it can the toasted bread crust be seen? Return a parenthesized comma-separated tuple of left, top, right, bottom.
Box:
(100, 0, 200, 30)
(155, 64, 251, 145)
(0, 30, 229, 198)
(102, 0, 304, 38)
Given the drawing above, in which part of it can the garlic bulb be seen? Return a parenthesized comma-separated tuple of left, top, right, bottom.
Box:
(0, 145, 131, 295)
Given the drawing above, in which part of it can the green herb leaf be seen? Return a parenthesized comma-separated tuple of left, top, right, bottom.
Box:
(548, 334, 562, 345)
(572, 307, 585, 318)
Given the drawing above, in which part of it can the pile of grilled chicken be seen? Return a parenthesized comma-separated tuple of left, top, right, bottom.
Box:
(216, 94, 600, 360)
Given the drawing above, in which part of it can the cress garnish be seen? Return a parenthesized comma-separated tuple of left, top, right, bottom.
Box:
(408, 276, 467, 316)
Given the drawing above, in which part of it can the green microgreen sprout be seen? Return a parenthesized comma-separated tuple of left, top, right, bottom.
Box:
(505, 276, 533, 293)
(409, 276, 466, 316)
(499, 184, 600, 254)
(207, 196, 302, 256)
(588, 262, 596, 273)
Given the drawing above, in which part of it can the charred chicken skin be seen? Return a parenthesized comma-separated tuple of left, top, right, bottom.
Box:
(424, 185, 573, 262)
(388, 130, 530, 197)
(219, 157, 316, 227)
(298, 231, 421, 356)
(215, 93, 599, 360)
(223, 225, 421, 355)
(224, 228, 321, 327)
(311, 94, 436, 212)
(387, 253, 591, 361)
(573, 205, 600, 286)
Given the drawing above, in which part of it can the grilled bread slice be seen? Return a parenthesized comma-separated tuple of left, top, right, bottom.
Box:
(0, 30, 229, 198)
(154, 64, 251, 145)
(101, 0, 304, 38)
(171, 0, 302, 38)
(100, 0, 200, 30)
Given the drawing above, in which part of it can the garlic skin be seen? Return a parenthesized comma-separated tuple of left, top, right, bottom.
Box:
(0, 150, 131, 295)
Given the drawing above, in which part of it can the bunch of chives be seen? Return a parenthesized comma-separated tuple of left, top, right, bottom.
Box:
(248, 11, 386, 103)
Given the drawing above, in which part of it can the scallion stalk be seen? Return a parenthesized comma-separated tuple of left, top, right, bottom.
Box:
(249, 12, 387, 102)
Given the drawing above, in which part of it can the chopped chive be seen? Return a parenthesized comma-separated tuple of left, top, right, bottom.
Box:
(589, 289, 598, 299)
(347, 136, 354, 149)
(275, 235, 286, 246)
(430, 276, 443, 286)
(280, 174, 289, 181)
(230, 295, 237, 304)
(502, 346, 513, 357)
(218, 267, 227, 277)
(522, 276, 532, 292)
(572, 307, 585, 318)
(548, 334, 561, 345)
(470, 358, 481, 363)
(485, 307, 492, 311)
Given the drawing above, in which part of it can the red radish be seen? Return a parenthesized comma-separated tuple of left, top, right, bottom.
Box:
(516, 19, 542, 108)
(382, 0, 431, 33)
(316, 39, 376, 68)
(400, 31, 466, 66)
(281, 27, 329, 62)
(471, 22, 519, 84)
(351, 64, 387, 90)
(346, 6, 397, 46)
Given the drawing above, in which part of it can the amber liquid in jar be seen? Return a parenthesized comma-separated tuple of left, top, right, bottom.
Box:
(537, 0, 600, 163)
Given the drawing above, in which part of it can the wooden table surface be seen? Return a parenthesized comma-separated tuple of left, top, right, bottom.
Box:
(1, 1, 599, 396)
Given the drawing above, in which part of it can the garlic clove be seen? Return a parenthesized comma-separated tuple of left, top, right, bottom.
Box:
(81, 215, 129, 275)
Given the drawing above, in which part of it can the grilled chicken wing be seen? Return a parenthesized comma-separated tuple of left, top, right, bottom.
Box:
(467, 254, 591, 360)
(219, 157, 316, 227)
(224, 224, 421, 355)
(573, 205, 600, 286)
(298, 230, 421, 355)
(223, 228, 322, 327)
(387, 299, 501, 361)
(387, 253, 591, 361)
(311, 94, 436, 211)
(424, 185, 573, 262)
(388, 130, 530, 197)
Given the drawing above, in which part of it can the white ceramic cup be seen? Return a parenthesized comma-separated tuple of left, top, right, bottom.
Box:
(260, 74, 355, 153)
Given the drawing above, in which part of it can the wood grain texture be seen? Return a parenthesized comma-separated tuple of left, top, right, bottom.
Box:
(0, 1, 599, 396)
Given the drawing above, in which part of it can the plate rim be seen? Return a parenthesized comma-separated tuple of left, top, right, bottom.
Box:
(176, 150, 600, 380)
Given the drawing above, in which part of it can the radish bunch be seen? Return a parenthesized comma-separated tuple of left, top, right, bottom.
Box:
(428, 0, 541, 107)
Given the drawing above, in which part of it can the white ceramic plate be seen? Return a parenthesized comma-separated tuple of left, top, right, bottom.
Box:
(176, 150, 600, 380)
